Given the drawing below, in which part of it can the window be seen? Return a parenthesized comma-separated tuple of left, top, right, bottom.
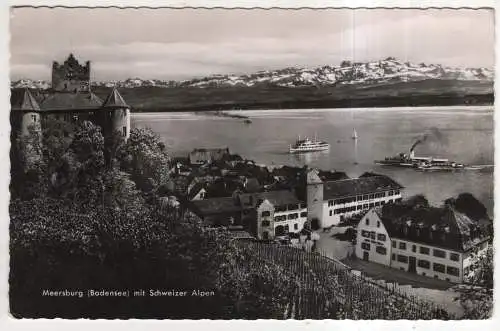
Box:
(288, 213, 298, 220)
(363, 204, 368, 209)
(357, 205, 362, 210)
(420, 247, 430, 255)
(433, 263, 445, 273)
(261, 211, 271, 217)
(399, 242, 406, 250)
(377, 233, 386, 242)
(365, 218, 369, 225)
(397, 255, 408, 263)
(294, 223, 298, 230)
(446, 266, 459, 276)
(122, 126, 127, 137)
(361, 230, 370, 238)
(376, 246, 387, 255)
(392, 253, 396, 261)
(412, 245, 416, 253)
(329, 210, 333, 216)
(450, 253, 459, 261)
(363, 195, 369, 200)
(261, 220, 270, 227)
(433, 249, 446, 259)
(300, 212, 307, 218)
(369, 194, 374, 199)
(377, 221, 381, 228)
(361, 243, 371, 251)
(328, 200, 333, 207)
(370, 232, 376, 240)
(417, 259, 430, 269)
(369, 203, 374, 208)
(31, 114, 37, 122)
(392, 240, 396, 248)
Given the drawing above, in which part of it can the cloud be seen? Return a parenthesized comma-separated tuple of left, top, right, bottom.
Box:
(9, 8, 494, 80)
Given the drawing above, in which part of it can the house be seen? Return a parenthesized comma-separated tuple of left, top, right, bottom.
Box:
(189, 189, 308, 240)
(306, 168, 403, 228)
(10, 54, 131, 141)
(188, 147, 230, 165)
(187, 182, 207, 201)
(355, 204, 491, 283)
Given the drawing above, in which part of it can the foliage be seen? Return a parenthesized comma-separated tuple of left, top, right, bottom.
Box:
(453, 193, 489, 221)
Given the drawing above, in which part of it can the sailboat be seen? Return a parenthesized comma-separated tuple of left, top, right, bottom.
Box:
(352, 128, 358, 140)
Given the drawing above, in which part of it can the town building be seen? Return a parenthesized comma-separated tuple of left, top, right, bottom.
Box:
(355, 204, 491, 283)
(306, 169, 403, 228)
(188, 148, 231, 166)
(10, 54, 131, 140)
(189, 189, 308, 240)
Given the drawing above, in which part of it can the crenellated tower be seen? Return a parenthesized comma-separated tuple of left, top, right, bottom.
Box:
(51, 53, 91, 92)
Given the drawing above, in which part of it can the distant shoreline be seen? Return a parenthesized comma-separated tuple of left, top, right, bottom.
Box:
(132, 104, 494, 117)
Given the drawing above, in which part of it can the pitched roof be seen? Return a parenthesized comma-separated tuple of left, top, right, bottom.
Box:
(10, 88, 41, 111)
(191, 196, 242, 216)
(323, 175, 403, 200)
(102, 88, 129, 108)
(190, 189, 302, 217)
(39, 92, 103, 112)
(376, 204, 491, 252)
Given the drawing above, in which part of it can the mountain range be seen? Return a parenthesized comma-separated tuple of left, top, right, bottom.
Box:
(11, 57, 494, 90)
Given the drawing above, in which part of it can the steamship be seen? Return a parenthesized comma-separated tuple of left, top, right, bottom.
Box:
(375, 141, 465, 170)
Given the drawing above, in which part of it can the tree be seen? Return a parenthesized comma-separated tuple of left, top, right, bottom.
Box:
(118, 128, 170, 196)
(453, 193, 488, 221)
(406, 194, 429, 208)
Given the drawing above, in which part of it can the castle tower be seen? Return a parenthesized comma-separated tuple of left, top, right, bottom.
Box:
(10, 88, 42, 137)
(306, 168, 324, 229)
(52, 53, 91, 92)
(101, 87, 131, 140)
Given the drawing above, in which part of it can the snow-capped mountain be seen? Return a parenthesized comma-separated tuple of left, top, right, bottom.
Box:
(11, 57, 493, 89)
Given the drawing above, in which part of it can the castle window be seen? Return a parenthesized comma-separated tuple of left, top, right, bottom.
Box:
(399, 242, 406, 250)
(294, 223, 298, 230)
(261, 211, 271, 217)
(420, 246, 430, 255)
(412, 245, 416, 252)
(300, 212, 307, 218)
(377, 221, 380, 228)
(361, 243, 370, 251)
(433, 249, 446, 258)
(31, 114, 37, 122)
(377, 234, 386, 241)
(450, 253, 460, 261)
(365, 218, 369, 225)
(376, 246, 387, 255)
(417, 259, 430, 269)
(397, 255, 408, 263)
(446, 266, 459, 276)
(433, 263, 445, 273)
(329, 210, 332, 216)
(261, 220, 270, 227)
(392, 240, 396, 248)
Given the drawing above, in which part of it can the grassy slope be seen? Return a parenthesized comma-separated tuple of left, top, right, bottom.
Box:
(91, 79, 494, 112)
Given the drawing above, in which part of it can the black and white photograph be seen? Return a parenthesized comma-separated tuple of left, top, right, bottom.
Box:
(7, 4, 495, 320)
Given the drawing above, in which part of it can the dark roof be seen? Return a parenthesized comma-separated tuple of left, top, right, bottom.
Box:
(102, 88, 129, 108)
(39, 92, 103, 112)
(376, 204, 491, 252)
(190, 189, 302, 217)
(191, 196, 242, 216)
(323, 175, 403, 200)
(318, 170, 349, 181)
(11, 88, 41, 111)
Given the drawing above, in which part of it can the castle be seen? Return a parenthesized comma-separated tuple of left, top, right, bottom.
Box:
(11, 54, 131, 140)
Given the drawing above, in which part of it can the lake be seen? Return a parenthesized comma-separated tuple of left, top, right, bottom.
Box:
(132, 106, 494, 216)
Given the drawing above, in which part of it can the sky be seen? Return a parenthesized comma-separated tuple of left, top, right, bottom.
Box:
(9, 8, 495, 81)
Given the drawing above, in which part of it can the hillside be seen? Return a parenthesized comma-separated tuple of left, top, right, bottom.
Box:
(89, 80, 494, 112)
(12, 57, 494, 111)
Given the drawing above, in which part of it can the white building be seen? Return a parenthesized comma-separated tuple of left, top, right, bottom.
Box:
(190, 189, 307, 240)
(356, 205, 491, 283)
(307, 169, 403, 228)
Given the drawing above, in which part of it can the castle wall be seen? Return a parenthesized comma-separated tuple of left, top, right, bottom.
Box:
(112, 108, 131, 139)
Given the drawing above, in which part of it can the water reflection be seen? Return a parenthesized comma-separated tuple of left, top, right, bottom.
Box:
(293, 150, 330, 165)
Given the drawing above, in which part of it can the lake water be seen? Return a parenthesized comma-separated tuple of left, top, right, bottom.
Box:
(132, 106, 494, 216)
